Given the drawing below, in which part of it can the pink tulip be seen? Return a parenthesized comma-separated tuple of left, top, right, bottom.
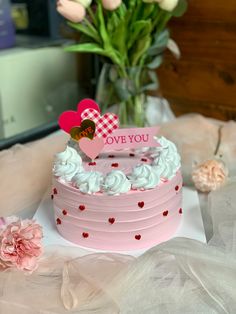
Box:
(57, 0, 86, 23)
(102, 0, 122, 11)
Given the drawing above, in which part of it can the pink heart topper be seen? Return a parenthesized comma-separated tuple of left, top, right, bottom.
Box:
(81, 109, 119, 138)
(58, 99, 100, 134)
(79, 137, 104, 160)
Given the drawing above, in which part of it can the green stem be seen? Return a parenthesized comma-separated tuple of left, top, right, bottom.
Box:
(156, 12, 172, 34)
(119, 101, 128, 126)
(87, 7, 97, 26)
(83, 17, 101, 43)
(130, 0, 144, 27)
(151, 9, 164, 32)
(134, 95, 145, 127)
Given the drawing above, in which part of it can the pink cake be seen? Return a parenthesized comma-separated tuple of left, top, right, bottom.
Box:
(52, 136, 183, 251)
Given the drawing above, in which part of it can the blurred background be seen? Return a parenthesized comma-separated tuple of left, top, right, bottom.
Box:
(0, 0, 98, 149)
(0, 0, 236, 149)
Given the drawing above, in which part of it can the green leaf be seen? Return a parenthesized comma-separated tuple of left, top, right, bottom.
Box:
(142, 3, 155, 20)
(111, 16, 128, 62)
(68, 21, 100, 43)
(148, 29, 169, 56)
(65, 43, 122, 66)
(65, 43, 110, 56)
(172, 0, 188, 17)
(95, 2, 123, 66)
(131, 34, 151, 66)
(141, 71, 159, 92)
(116, 2, 127, 19)
(147, 55, 163, 69)
(128, 19, 152, 66)
(155, 28, 170, 46)
(107, 12, 120, 34)
(97, 2, 110, 49)
(127, 20, 151, 49)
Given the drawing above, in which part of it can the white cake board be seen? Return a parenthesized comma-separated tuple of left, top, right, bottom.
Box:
(34, 187, 206, 257)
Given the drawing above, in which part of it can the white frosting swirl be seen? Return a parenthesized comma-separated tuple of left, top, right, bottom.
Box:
(152, 137, 181, 178)
(129, 164, 160, 190)
(73, 171, 103, 194)
(103, 171, 131, 195)
(153, 155, 176, 179)
(149, 136, 163, 158)
(53, 146, 83, 181)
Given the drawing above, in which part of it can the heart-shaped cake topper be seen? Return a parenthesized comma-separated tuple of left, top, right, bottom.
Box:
(58, 99, 100, 134)
(79, 137, 104, 160)
(81, 109, 119, 138)
(78, 99, 100, 116)
(70, 120, 95, 141)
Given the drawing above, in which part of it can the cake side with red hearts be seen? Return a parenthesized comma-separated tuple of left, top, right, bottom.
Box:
(52, 136, 183, 251)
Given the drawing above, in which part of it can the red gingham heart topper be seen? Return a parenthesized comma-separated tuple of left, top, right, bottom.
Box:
(81, 109, 119, 138)
(58, 99, 100, 134)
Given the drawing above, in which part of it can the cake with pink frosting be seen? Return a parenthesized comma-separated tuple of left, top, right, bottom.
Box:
(52, 136, 183, 251)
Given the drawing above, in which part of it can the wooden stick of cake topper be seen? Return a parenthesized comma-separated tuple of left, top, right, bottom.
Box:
(58, 98, 160, 160)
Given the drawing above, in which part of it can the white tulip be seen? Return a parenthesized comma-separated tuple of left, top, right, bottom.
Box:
(74, 0, 92, 8)
(143, 0, 178, 12)
(159, 0, 178, 12)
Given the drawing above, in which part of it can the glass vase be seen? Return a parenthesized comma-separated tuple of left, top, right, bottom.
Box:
(96, 63, 158, 127)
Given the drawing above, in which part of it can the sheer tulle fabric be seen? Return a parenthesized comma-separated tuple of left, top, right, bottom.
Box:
(0, 180, 236, 313)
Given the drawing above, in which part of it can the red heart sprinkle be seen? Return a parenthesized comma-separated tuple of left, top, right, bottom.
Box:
(141, 158, 148, 162)
(175, 186, 179, 191)
(108, 155, 115, 158)
(56, 218, 61, 225)
(129, 153, 135, 157)
(79, 205, 85, 211)
(163, 211, 169, 217)
(135, 234, 141, 240)
(179, 208, 183, 214)
(53, 188, 58, 195)
(108, 218, 115, 224)
(62, 210, 67, 216)
(51, 195, 54, 200)
(138, 202, 144, 208)
(88, 162, 96, 166)
(111, 163, 119, 168)
(82, 232, 89, 238)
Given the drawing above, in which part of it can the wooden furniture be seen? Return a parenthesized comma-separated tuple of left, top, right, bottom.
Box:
(157, 0, 236, 121)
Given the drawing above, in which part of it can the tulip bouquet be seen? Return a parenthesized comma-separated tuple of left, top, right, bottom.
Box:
(57, 0, 188, 126)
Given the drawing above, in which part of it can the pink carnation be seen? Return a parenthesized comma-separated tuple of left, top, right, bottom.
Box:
(0, 217, 43, 273)
(192, 159, 228, 193)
